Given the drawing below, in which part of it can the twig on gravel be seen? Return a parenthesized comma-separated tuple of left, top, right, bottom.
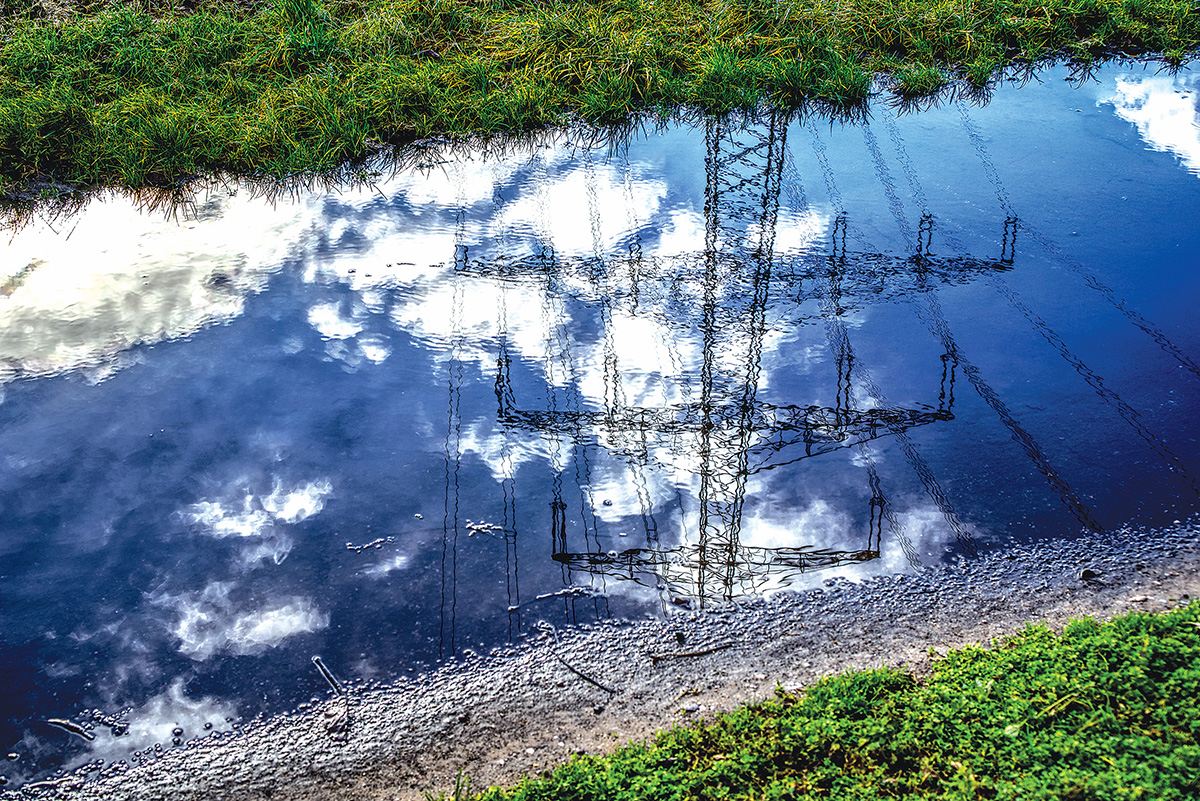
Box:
(313, 655, 352, 736)
(538, 623, 618, 694)
(649, 642, 737, 664)
(550, 650, 618, 694)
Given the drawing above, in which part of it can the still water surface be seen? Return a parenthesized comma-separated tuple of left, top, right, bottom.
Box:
(2, 64, 1199, 787)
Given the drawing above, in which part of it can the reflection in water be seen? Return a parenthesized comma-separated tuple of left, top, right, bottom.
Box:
(1103, 72, 1200, 175)
(2, 65, 1200, 788)
(855, 109, 1092, 533)
(948, 102, 1200, 499)
(465, 112, 1014, 606)
(0, 190, 307, 382)
(958, 98, 1200, 382)
(879, 100, 1200, 504)
(863, 99, 1189, 533)
(990, 277, 1200, 497)
(794, 133, 980, 561)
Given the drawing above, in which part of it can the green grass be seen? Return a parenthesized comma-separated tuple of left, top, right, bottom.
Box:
(469, 603, 1200, 801)
(0, 0, 1198, 188)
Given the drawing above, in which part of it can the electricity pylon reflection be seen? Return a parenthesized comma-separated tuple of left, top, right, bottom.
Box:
(455, 112, 1012, 606)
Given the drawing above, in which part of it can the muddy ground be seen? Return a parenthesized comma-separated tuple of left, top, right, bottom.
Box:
(10, 521, 1200, 801)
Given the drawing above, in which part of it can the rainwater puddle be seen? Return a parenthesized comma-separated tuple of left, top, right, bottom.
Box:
(1, 63, 1199, 788)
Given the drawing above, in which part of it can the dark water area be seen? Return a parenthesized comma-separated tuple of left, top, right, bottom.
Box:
(2, 64, 1199, 787)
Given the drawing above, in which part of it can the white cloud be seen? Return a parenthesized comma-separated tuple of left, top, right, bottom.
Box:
(0, 185, 311, 382)
(359, 335, 392, 363)
(157, 478, 336, 656)
(153, 581, 328, 661)
(183, 479, 331, 568)
(650, 208, 706, 256)
(261, 479, 332, 524)
(234, 535, 295, 568)
(1101, 73, 1200, 175)
(307, 302, 365, 340)
(359, 554, 411, 578)
(186, 498, 273, 539)
(66, 678, 236, 771)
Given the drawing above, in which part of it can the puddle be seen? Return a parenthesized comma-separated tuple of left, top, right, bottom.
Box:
(1, 63, 1199, 790)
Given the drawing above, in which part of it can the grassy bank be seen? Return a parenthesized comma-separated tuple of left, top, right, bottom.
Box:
(464, 602, 1200, 800)
(1, 0, 1198, 188)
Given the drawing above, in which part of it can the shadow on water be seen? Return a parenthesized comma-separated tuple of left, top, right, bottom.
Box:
(2, 63, 1200, 789)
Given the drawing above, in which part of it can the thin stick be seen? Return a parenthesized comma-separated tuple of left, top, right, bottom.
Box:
(313, 655, 352, 737)
(312, 655, 346, 696)
(47, 718, 95, 741)
(649, 642, 736, 664)
(550, 649, 617, 694)
(540, 624, 618, 694)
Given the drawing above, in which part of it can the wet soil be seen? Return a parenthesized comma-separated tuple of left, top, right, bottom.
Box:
(12, 521, 1200, 801)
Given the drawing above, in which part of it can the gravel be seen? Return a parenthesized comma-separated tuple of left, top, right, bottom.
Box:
(9, 521, 1199, 801)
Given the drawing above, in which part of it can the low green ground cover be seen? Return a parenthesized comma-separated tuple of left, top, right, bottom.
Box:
(473, 603, 1200, 800)
(0, 0, 1198, 187)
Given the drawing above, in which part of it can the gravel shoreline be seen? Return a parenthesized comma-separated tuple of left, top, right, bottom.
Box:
(10, 521, 1199, 801)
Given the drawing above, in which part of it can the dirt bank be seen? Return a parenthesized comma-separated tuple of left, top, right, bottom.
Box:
(11, 521, 1199, 801)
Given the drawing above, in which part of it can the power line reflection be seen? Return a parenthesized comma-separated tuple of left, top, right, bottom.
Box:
(454, 113, 1012, 606)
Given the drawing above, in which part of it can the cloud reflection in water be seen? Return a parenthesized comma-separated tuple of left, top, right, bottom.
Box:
(9, 70, 1200, 785)
(1101, 72, 1200, 176)
(0, 190, 311, 382)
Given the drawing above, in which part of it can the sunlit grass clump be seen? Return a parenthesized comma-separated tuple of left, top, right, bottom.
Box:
(0, 0, 1198, 187)
(474, 603, 1200, 800)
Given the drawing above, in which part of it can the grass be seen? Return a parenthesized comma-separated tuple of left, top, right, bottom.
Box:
(0, 0, 1197, 188)
(460, 602, 1200, 801)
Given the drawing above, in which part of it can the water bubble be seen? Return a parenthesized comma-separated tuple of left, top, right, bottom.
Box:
(172, 727, 183, 737)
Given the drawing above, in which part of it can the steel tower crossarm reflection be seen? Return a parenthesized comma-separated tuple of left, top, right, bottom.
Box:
(472, 113, 1010, 606)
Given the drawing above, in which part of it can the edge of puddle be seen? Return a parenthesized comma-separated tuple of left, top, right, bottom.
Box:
(10, 521, 1200, 801)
